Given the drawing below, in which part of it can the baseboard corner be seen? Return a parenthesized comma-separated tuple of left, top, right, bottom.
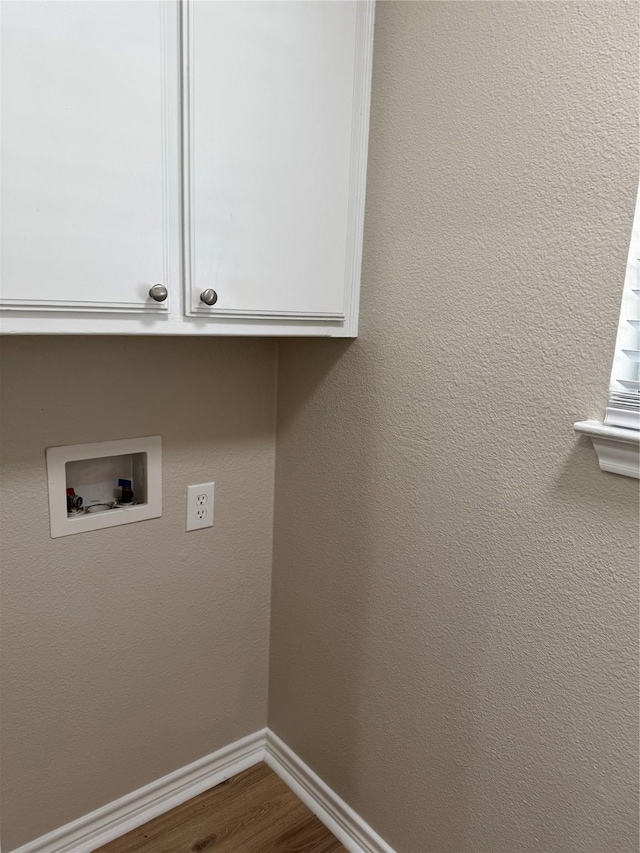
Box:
(8, 727, 395, 853)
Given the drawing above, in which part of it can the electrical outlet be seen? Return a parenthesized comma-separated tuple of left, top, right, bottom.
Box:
(186, 482, 214, 531)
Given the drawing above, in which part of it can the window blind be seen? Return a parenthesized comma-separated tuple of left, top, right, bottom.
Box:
(606, 183, 640, 430)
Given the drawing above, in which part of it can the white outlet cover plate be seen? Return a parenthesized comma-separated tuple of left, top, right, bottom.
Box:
(186, 482, 215, 531)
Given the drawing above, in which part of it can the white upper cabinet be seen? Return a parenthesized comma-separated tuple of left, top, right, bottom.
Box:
(1, 1, 179, 315)
(0, 1, 373, 336)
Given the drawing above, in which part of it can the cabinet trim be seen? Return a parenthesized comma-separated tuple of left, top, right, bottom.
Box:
(344, 0, 375, 337)
(0, 299, 169, 313)
(181, 0, 374, 329)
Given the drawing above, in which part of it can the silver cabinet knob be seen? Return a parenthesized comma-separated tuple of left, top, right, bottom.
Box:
(200, 289, 218, 306)
(148, 284, 168, 302)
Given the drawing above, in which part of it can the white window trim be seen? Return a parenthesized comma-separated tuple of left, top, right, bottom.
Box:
(574, 182, 640, 479)
(574, 420, 639, 479)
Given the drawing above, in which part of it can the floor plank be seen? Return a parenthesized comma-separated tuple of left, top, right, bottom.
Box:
(96, 763, 346, 853)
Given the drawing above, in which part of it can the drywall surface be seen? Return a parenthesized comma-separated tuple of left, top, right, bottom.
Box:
(270, 3, 639, 852)
(0, 336, 276, 850)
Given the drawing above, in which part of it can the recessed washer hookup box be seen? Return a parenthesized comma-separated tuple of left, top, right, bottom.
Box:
(46, 436, 162, 538)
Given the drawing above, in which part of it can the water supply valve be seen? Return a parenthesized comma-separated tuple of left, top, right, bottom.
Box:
(66, 487, 83, 513)
(118, 479, 134, 504)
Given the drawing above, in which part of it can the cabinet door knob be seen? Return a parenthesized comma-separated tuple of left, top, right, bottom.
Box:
(148, 284, 168, 302)
(200, 289, 218, 306)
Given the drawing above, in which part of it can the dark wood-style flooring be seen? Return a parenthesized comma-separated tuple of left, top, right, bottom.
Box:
(96, 763, 346, 852)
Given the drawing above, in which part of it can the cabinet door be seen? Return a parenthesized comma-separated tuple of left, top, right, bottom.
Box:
(1, 1, 177, 313)
(184, 0, 367, 322)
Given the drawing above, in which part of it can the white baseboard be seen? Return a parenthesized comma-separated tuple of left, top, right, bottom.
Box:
(8, 728, 395, 853)
(9, 729, 267, 853)
(264, 730, 395, 853)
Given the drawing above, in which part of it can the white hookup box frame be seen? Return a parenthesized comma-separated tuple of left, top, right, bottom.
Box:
(46, 435, 162, 538)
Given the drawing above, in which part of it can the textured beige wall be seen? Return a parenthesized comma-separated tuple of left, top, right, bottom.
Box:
(270, 3, 639, 852)
(0, 336, 276, 850)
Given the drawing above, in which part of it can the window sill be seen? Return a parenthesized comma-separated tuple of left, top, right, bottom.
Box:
(574, 420, 640, 479)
